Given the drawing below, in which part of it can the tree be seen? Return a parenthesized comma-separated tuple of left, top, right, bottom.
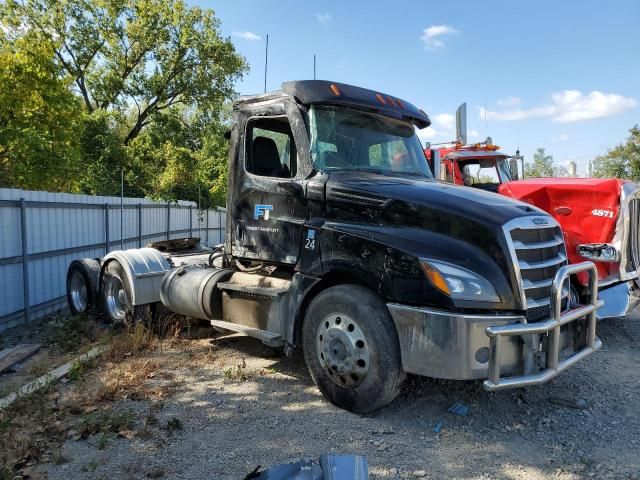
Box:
(0, 28, 83, 190)
(592, 126, 640, 181)
(523, 148, 570, 178)
(525, 147, 556, 178)
(3, 0, 247, 144)
(1, 0, 246, 198)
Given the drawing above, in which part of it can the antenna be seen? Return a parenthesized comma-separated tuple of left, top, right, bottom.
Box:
(313, 54, 316, 80)
(484, 100, 488, 134)
(516, 98, 520, 152)
(264, 34, 269, 93)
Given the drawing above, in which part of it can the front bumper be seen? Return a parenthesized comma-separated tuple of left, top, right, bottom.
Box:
(597, 280, 640, 319)
(387, 262, 603, 390)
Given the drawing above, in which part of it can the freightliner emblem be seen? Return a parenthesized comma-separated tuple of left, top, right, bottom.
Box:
(532, 218, 549, 225)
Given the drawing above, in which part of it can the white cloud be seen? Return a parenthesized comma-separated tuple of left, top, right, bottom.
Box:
(420, 25, 458, 50)
(315, 13, 332, 23)
(417, 127, 439, 143)
(552, 133, 570, 142)
(432, 113, 455, 131)
(497, 96, 521, 108)
(469, 129, 481, 140)
(478, 90, 637, 123)
(233, 31, 261, 41)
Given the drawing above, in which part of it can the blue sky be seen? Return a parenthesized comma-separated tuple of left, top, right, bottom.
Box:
(197, 0, 639, 175)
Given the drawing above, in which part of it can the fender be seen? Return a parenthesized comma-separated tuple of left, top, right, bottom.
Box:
(313, 222, 518, 310)
(100, 248, 171, 305)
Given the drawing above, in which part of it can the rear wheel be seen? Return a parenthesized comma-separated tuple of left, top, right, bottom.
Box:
(101, 260, 147, 327)
(66, 258, 101, 315)
(302, 284, 405, 413)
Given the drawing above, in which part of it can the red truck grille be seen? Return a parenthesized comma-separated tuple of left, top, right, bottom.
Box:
(505, 219, 569, 321)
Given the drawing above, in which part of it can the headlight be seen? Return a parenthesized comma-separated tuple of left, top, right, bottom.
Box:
(420, 259, 500, 302)
(577, 243, 619, 262)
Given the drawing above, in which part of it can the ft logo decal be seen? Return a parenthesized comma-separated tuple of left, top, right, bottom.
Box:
(254, 204, 273, 220)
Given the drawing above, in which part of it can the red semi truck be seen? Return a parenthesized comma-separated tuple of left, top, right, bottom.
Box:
(426, 105, 640, 319)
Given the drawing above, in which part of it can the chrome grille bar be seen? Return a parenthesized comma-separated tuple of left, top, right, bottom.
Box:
(513, 236, 564, 250)
(518, 253, 567, 270)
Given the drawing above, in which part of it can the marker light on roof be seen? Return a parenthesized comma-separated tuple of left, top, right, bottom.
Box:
(396, 99, 405, 109)
(387, 96, 397, 107)
(330, 84, 341, 96)
(376, 93, 386, 104)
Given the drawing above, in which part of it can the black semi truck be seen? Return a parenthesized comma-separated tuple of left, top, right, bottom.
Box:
(66, 80, 602, 412)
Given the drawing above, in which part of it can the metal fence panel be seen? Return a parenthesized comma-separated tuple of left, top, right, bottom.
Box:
(0, 188, 226, 331)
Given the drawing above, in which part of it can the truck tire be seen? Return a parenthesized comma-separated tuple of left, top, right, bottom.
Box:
(101, 260, 147, 327)
(66, 258, 101, 315)
(302, 284, 405, 413)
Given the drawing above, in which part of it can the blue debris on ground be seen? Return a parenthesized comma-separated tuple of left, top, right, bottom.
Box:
(448, 402, 469, 416)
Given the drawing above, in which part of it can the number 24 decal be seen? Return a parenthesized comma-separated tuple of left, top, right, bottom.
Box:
(591, 208, 614, 218)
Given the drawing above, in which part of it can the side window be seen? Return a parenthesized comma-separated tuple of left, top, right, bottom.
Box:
(246, 118, 297, 178)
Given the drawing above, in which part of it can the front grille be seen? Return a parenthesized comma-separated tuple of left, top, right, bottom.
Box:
(626, 197, 640, 273)
(506, 219, 568, 321)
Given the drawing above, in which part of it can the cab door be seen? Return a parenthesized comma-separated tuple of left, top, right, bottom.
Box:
(231, 113, 307, 265)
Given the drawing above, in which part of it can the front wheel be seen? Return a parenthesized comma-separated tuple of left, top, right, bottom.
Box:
(302, 284, 405, 413)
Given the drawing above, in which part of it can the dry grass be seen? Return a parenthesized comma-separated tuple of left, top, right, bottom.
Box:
(0, 317, 192, 479)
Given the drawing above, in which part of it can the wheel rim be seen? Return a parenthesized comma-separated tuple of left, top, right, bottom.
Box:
(316, 313, 370, 387)
(104, 274, 128, 322)
(69, 270, 88, 313)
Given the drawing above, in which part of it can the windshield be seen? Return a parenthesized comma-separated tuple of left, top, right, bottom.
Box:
(309, 105, 433, 178)
(496, 158, 513, 182)
(462, 157, 513, 184)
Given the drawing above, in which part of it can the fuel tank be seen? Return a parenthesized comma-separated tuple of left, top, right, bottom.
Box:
(160, 266, 233, 320)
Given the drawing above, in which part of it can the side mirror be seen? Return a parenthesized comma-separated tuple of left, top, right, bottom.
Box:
(430, 149, 441, 181)
(509, 158, 520, 180)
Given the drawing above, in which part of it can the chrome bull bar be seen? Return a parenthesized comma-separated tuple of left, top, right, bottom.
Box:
(483, 261, 603, 391)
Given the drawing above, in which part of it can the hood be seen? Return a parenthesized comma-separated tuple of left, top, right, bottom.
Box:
(322, 171, 556, 311)
(498, 177, 629, 245)
(326, 171, 546, 228)
(498, 177, 640, 286)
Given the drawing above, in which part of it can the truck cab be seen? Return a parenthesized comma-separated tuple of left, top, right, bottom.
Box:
(67, 81, 603, 413)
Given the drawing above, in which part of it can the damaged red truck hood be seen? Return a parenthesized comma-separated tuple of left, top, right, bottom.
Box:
(499, 177, 627, 284)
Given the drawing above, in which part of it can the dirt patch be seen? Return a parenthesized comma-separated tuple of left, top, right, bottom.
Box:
(2, 314, 640, 479)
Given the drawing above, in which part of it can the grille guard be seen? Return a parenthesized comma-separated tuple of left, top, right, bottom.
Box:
(483, 261, 603, 391)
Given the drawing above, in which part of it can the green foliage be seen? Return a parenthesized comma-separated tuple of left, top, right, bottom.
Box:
(592, 126, 640, 181)
(524, 147, 568, 178)
(77, 110, 127, 195)
(0, 28, 83, 190)
(0, 0, 245, 203)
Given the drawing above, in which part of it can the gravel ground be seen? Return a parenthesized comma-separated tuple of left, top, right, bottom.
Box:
(43, 314, 640, 480)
